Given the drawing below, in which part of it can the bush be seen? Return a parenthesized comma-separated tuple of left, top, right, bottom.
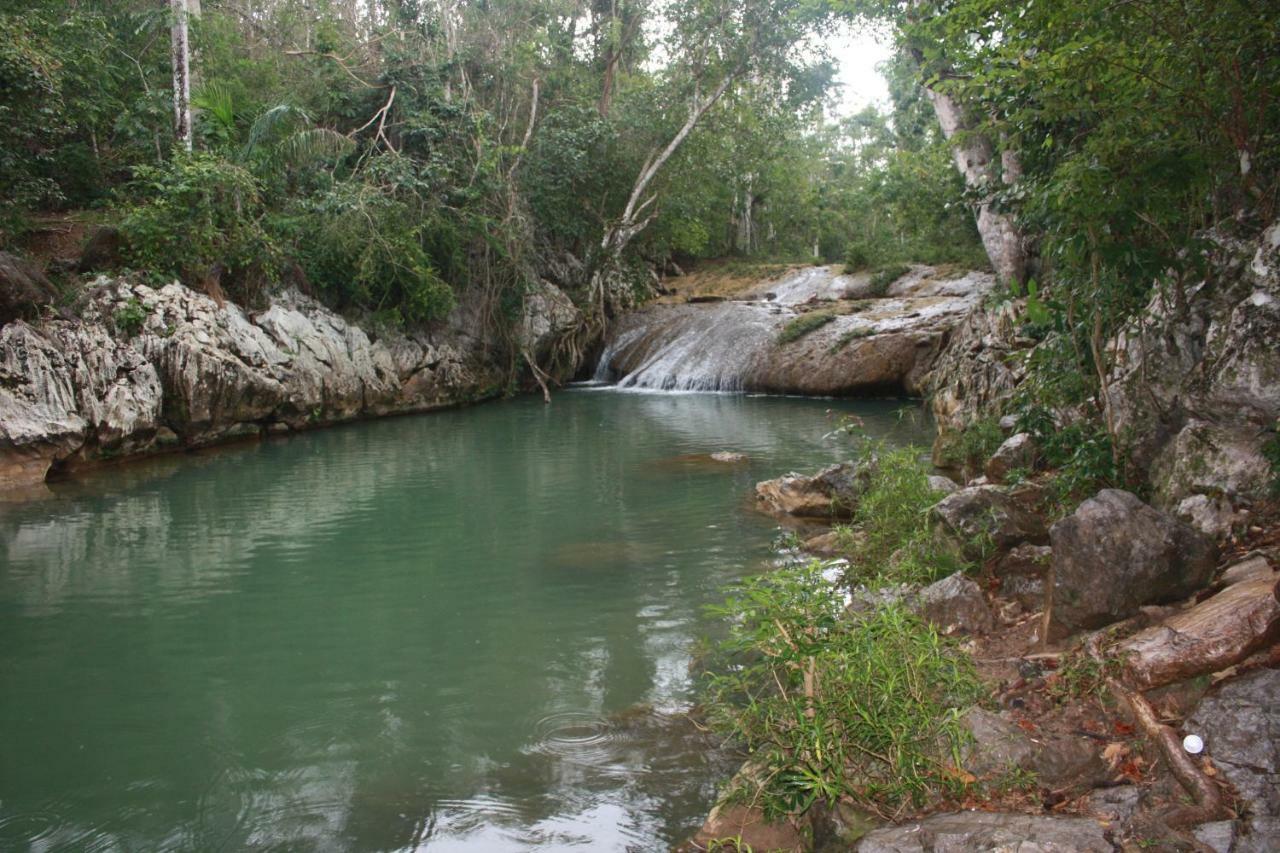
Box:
(704, 561, 983, 818)
(935, 417, 1004, 476)
(777, 310, 836, 344)
(289, 175, 456, 326)
(867, 263, 911, 297)
(841, 444, 966, 587)
(120, 152, 278, 303)
(843, 242, 873, 273)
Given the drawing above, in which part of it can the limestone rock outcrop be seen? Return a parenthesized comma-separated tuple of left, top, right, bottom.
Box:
(596, 265, 997, 395)
(0, 276, 557, 488)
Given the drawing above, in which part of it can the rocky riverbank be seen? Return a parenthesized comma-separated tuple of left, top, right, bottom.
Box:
(683, 225, 1280, 852)
(0, 262, 581, 491)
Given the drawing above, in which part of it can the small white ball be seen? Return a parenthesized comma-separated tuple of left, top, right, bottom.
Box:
(1183, 734, 1205, 754)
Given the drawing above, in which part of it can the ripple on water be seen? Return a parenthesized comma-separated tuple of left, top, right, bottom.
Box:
(525, 710, 619, 766)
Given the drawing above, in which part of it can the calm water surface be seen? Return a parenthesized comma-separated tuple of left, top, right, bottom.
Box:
(0, 390, 931, 851)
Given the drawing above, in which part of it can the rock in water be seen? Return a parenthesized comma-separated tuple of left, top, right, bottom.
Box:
(1045, 489, 1218, 639)
(855, 811, 1113, 852)
(755, 460, 874, 519)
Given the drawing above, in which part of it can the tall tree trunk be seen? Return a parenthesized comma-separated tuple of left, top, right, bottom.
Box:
(925, 88, 1026, 286)
(170, 0, 193, 151)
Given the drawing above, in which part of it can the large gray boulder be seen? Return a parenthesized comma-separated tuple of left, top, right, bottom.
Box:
(929, 485, 1048, 562)
(918, 573, 993, 635)
(1187, 669, 1280, 853)
(855, 811, 1113, 852)
(1045, 489, 1218, 638)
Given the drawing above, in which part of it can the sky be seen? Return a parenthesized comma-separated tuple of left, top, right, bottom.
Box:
(829, 22, 894, 117)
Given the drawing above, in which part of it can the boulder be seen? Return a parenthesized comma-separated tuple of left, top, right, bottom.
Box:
(517, 279, 581, 360)
(918, 572, 993, 635)
(994, 544, 1052, 611)
(929, 485, 1048, 562)
(1176, 492, 1247, 538)
(756, 460, 874, 519)
(984, 432, 1037, 483)
(686, 802, 807, 853)
(961, 708, 1108, 790)
(928, 474, 960, 495)
(1045, 489, 1218, 639)
(1187, 669, 1280, 852)
(855, 811, 1113, 852)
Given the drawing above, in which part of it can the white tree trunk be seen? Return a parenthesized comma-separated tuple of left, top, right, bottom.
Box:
(926, 88, 1026, 286)
(170, 0, 193, 151)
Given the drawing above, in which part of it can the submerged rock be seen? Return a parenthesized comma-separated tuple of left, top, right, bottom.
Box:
(1045, 489, 1218, 639)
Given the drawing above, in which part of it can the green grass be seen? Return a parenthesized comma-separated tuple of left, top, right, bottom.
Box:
(703, 561, 983, 818)
(776, 310, 836, 344)
(935, 417, 1004, 476)
(867, 263, 911, 296)
(840, 444, 968, 587)
(829, 326, 874, 353)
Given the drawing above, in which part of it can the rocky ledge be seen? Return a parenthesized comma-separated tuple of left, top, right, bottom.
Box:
(0, 272, 579, 490)
(595, 264, 996, 395)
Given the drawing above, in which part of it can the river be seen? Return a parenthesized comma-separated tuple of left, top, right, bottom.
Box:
(0, 389, 930, 851)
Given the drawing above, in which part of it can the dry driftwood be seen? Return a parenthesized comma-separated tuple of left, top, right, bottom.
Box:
(1117, 576, 1280, 690)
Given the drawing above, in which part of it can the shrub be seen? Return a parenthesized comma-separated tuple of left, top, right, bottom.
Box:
(935, 417, 1004, 477)
(777, 311, 835, 344)
(120, 152, 279, 304)
(288, 162, 457, 326)
(867, 263, 911, 297)
(843, 242, 873, 273)
(112, 297, 147, 337)
(704, 561, 983, 818)
(841, 444, 966, 587)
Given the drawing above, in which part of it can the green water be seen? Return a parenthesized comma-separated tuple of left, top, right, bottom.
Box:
(0, 390, 931, 851)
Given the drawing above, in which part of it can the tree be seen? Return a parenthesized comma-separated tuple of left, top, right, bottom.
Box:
(169, 0, 194, 150)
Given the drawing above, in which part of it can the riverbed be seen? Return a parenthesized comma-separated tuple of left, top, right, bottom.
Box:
(0, 390, 931, 851)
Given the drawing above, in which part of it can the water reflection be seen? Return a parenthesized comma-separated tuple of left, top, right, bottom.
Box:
(0, 391, 930, 850)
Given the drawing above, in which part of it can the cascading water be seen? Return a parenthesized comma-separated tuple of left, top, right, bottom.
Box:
(592, 264, 997, 396)
(593, 301, 785, 391)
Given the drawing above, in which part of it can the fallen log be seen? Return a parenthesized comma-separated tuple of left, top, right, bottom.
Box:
(1116, 577, 1280, 690)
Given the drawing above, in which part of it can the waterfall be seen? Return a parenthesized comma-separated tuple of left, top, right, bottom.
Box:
(592, 265, 996, 396)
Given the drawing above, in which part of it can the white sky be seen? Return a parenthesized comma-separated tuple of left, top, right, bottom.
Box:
(828, 22, 894, 117)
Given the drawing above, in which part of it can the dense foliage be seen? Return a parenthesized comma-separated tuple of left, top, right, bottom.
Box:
(704, 561, 982, 819)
